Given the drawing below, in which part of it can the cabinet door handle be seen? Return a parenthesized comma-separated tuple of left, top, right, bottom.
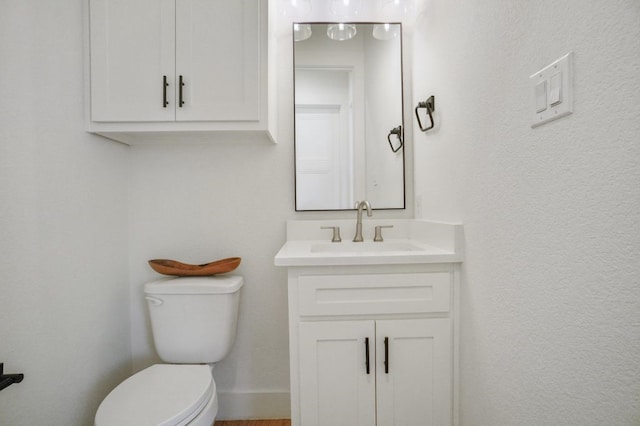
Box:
(179, 75, 185, 107)
(365, 337, 370, 375)
(384, 337, 389, 374)
(162, 75, 169, 108)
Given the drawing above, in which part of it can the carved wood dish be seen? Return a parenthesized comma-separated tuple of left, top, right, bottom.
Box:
(148, 257, 241, 276)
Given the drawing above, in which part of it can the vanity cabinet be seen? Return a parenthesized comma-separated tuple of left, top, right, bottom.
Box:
(299, 318, 451, 426)
(86, 0, 274, 143)
(286, 265, 457, 426)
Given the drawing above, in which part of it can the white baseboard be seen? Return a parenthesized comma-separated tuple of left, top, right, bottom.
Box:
(217, 391, 291, 420)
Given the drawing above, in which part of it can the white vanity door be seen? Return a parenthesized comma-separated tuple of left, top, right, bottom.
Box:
(298, 321, 376, 426)
(376, 318, 452, 426)
(175, 0, 261, 121)
(90, 0, 175, 122)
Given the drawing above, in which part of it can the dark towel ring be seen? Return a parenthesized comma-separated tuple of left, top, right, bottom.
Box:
(387, 125, 403, 153)
(415, 95, 435, 132)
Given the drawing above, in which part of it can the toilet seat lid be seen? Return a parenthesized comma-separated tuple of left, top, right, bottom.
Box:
(95, 364, 214, 426)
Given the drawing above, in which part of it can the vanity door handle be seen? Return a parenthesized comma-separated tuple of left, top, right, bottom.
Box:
(162, 75, 169, 108)
(365, 337, 371, 375)
(178, 75, 185, 107)
(384, 337, 389, 374)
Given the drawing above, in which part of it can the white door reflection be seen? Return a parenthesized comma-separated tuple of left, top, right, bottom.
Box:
(295, 69, 355, 210)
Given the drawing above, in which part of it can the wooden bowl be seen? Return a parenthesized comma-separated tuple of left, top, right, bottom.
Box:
(148, 257, 241, 276)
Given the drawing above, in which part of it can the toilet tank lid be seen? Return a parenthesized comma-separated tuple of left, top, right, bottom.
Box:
(145, 275, 243, 295)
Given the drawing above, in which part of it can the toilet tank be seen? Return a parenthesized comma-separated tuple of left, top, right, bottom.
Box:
(144, 275, 243, 364)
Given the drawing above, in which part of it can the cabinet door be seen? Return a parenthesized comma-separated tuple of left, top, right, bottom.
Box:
(175, 0, 261, 121)
(376, 319, 452, 426)
(299, 321, 376, 426)
(90, 0, 175, 121)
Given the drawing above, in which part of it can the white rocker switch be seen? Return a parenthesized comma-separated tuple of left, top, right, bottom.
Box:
(535, 80, 548, 113)
(549, 72, 563, 106)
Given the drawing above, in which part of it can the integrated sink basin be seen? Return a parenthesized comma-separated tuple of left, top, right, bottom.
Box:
(310, 241, 423, 253)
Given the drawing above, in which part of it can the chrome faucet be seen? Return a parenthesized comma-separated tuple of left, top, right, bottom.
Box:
(353, 200, 372, 242)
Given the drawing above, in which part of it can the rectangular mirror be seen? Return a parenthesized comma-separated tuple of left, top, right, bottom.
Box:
(294, 22, 405, 211)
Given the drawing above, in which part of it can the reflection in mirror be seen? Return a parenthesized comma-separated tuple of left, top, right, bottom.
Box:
(294, 23, 405, 211)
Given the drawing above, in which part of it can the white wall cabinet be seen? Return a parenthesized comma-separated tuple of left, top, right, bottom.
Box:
(286, 264, 458, 426)
(86, 0, 275, 143)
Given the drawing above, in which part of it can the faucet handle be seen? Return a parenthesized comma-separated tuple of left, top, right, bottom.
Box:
(373, 225, 394, 242)
(320, 226, 342, 243)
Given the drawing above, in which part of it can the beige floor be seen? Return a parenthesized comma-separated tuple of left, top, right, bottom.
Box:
(214, 420, 291, 426)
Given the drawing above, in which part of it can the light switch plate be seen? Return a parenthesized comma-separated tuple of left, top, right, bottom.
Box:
(530, 52, 573, 127)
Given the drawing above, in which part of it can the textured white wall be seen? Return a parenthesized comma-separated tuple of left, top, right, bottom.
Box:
(0, 1, 132, 425)
(412, 0, 640, 424)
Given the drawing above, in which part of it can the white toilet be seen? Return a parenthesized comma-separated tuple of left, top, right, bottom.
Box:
(95, 275, 243, 426)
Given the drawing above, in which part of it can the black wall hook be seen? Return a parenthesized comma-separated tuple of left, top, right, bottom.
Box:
(0, 363, 24, 392)
(415, 95, 435, 132)
(387, 125, 403, 153)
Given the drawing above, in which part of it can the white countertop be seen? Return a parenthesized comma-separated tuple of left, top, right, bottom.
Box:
(274, 220, 464, 267)
(275, 239, 461, 266)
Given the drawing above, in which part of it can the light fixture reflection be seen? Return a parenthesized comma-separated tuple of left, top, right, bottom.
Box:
(330, 0, 363, 19)
(327, 23, 357, 41)
(293, 23, 312, 42)
(372, 23, 399, 40)
(380, 0, 413, 17)
(281, 0, 312, 18)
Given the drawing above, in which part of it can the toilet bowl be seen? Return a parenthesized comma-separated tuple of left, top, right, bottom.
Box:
(95, 275, 243, 426)
(95, 364, 217, 426)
